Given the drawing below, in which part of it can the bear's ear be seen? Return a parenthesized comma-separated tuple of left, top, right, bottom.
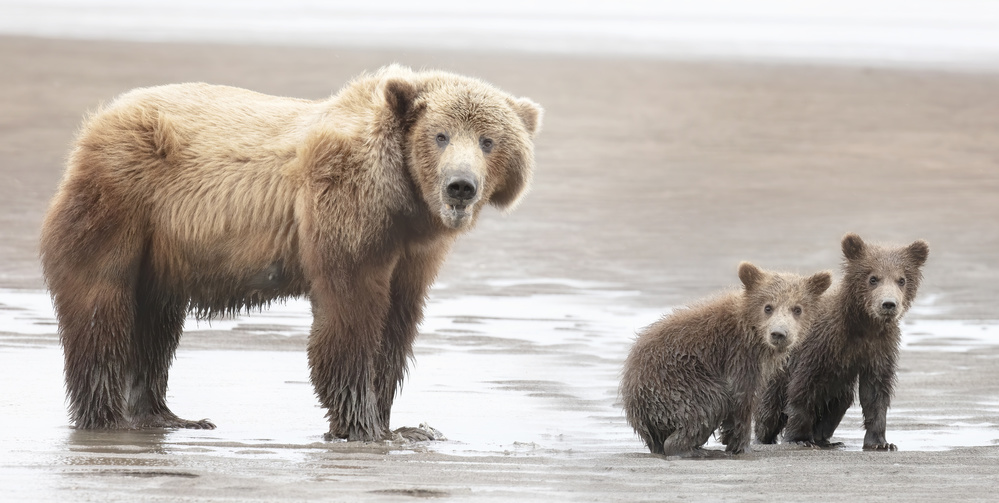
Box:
(907, 239, 929, 267)
(842, 233, 866, 261)
(383, 78, 419, 121)
(489, 162, 531, 211)
(738, 262, 766, 291)
(509, 97, 543, 138)
(806, 271, 833, 298)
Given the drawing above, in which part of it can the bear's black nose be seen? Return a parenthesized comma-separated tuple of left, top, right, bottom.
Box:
(770, 330, 787, 342)
(882, 301, 897, 311)
(446, 177, 477, 202)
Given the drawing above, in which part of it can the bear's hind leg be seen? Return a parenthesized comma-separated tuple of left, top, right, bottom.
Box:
(57, 284, 136, 429)
(660, 425, 715, 457)
(129, 286, 214, 429)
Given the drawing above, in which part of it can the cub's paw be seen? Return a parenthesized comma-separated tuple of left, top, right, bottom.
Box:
(812, 440, 844, 449)
(726, 445, 752, 455)
(863, 442, 897, 451)
(789, 440, 824, 449)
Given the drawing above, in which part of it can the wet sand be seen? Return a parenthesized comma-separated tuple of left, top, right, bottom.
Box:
(1, 35, 998, 501)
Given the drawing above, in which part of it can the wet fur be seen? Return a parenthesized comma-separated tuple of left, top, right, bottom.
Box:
(40, 65, 543, 439)
(620, 263, 831, 456)
(754, 233, 929, 450)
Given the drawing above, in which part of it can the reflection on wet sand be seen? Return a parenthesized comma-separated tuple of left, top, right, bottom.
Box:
(3, 284, 997, 460)
(1, 283, 999, 500)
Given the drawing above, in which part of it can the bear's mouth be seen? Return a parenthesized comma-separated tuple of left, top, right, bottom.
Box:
(440, 202, 473, 228)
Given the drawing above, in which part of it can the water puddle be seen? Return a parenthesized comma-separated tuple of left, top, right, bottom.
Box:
(1, 284, 997, 470)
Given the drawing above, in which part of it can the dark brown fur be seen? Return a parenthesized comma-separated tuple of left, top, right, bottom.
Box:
(620, 263, 831, 456)
(40, 66, 543, 440)
(754, 233, 929, 450)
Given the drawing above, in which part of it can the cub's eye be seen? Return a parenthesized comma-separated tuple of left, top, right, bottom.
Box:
(897, 277, 906, 287)
(792, 306, 803, 316)
(764, 305, 773, 315)
(480, 137, 494, 153)
(435, 133, 449, 147)
(869, 276, 879, 286)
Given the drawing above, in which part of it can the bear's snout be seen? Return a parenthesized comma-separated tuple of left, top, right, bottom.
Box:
(445, 175, 477, 203)
(438, 168, 482, 229)
(872, 285, 904, 318)
(878, 297, 900, 318)
(769, 327, 792, 350)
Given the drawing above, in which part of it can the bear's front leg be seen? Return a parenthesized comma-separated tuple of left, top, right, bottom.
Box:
(375, 247, 448, 441)
(859, 365, 898, 451)
(811, 390, 853, 447)
(781, 358, 833, 447)
(307, 270, 394, 442)
(721, 375, 756, 454)
(753, 366, 790, 445)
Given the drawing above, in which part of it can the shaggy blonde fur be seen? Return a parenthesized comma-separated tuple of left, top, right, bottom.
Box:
(40, 65, 543, 440)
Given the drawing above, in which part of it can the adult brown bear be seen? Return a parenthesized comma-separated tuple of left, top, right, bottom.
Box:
(40, 65, 543, 441)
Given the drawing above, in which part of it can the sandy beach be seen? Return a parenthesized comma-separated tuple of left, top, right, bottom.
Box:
(1, 34, 998, 501)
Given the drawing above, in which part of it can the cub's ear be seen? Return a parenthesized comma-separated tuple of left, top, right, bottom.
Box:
(509, 97, 543, 138)
(842, 233, 866, 261)
(907, 239, 929, 267)
(738, 262, 766, 291)
(806, 271, 833, 298)
(383, 78, 419, 120)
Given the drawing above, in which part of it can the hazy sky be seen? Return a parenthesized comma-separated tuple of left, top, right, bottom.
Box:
(2, 1, 998, 67)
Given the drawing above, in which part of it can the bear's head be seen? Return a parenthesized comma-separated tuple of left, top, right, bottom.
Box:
(379, 66, 543, 230)
(738, 262, 832, 352)
(840, 233, 929, 322)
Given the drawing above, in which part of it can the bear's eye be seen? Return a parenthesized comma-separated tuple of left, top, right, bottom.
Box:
(435, 133, 449, 147)
(792, 306, 802, 317)
(897, 277, 906, 287)
(869, 276, 879, 286)
(764, 304, 773, 315)
(480, 137, 494, 153)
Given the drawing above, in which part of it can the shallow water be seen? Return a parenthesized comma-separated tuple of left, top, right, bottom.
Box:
(2, 283, 997, 470)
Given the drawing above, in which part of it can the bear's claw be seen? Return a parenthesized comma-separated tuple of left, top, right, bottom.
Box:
(136, 415, 215, 430)
(392, 423, 446, 442)
(863, 442, 897, 451)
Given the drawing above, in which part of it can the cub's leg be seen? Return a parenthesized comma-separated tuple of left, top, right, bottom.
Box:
(661, 423, 718, 457)
(860, 364, 898, 451)
(754, 366, 789, 444)
(811, 391, 853, 447)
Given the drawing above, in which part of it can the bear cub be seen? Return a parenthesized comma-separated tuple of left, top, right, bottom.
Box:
(754, 233, 929, 451)
(621, 262, 831, 456)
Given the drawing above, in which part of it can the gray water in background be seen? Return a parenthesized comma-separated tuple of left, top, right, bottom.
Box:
(2, 0, 999, 69)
